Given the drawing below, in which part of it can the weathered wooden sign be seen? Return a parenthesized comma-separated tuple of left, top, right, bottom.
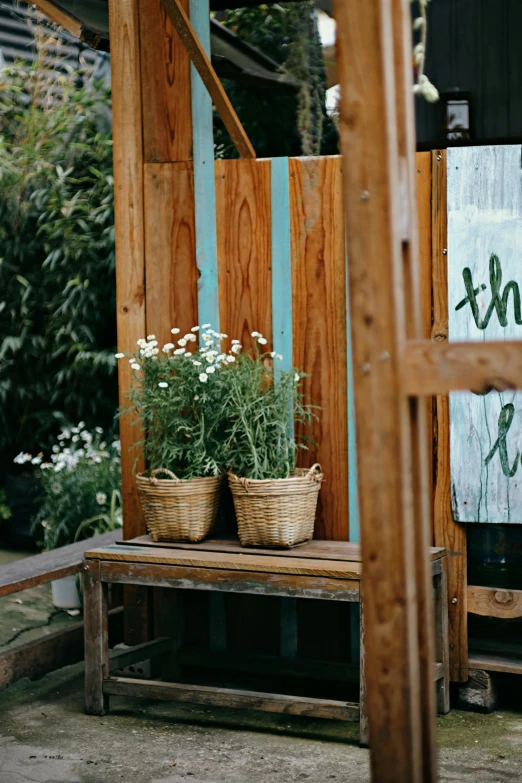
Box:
(448, 145, 522, 523)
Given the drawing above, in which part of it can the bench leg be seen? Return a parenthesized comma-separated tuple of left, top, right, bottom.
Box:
(359, 591, 369, 746)
(84, 560, 109, 715)
(434, 558, 450, 715)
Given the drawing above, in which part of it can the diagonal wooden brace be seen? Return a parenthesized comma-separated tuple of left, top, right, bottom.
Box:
(161, 0, 256, 160)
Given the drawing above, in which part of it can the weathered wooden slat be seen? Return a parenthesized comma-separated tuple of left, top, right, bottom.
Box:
(431, 149, 468, 683)
(434, 560, 450, 714)
(123, 535, 446, 563)
(0, 608, 123, 691)
(467, 652, 522, 676)
(33, 0, 82, 36)
(139, 0, 192, 162)
(144, 162, 198, 344)
(103, 676, 360, 720)
(87, 544, 362, 579)
(467, 585, 522, 619)
(99, 561, 361, 601)
(84, 560, 110, 715)
(290, 156, 349, 542)
(160, 0, 255, 159)
(215, 158, 272, 350)
(109, 0, 146, 539)
(109, 636, 172, 672)
(0, 530, 121, 598)
(403, 339, 522, 396)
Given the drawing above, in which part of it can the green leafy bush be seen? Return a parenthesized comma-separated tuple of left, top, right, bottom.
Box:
(14, 424, 121, 550)
(0, 32, 117, 469)
(121, 327, 315, 481)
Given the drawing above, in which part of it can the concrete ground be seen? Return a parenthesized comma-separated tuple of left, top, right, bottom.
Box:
(2, 662, 522, 783)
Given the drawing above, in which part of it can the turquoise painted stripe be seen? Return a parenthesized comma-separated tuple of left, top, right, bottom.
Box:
(189, 0, 219, 331)
(270, 157, 292, 371)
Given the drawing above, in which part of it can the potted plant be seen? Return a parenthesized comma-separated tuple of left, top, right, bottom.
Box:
(14, 424, 122, 608)
(223, 332, 322, 548)
(119, 327, 232, 543)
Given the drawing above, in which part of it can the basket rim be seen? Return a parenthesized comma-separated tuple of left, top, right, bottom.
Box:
(228, 467, 322, 486)
(136, 471, 222, 484)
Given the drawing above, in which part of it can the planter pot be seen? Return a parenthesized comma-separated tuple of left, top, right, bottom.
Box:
(51, 574, 82, 609)
(229, 464, 323, 549)
(136, 469, 221, 543)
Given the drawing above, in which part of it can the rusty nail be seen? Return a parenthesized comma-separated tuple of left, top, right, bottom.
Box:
(451, 597, 458, 604)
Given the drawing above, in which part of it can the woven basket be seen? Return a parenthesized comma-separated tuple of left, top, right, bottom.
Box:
(136, 469, 220, 543)
(229, 464, 323, 548)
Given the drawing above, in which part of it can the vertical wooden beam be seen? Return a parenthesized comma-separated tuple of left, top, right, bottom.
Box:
(109, 0, 146, 539)
(432, 149, 468, 682)
(336, 0, 437, 779)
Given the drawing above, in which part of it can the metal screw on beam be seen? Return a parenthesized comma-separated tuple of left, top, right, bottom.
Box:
(360, 190, 370, 201)
(451, 597, 458, 604)
(362, 363, 371, 374)
(442, 248, 448, 255)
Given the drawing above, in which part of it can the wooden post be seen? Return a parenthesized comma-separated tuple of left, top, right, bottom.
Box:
(336, 0, 438, 780)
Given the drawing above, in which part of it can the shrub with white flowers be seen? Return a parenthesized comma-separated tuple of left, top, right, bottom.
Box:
(120, 327, 233, 480)
(118, 326, 315, 482)
(14, 424, 121, 550)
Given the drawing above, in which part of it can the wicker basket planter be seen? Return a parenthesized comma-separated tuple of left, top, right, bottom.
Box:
(228, 464, 323, 548)
(136, 469, 220, 543)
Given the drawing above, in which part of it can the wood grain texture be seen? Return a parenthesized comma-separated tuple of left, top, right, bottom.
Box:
(432, 149, 468, 683)
(33, 0, 82, 36)
(468, 585, 522, 619)
(434, 560, 450, 714)
(139, 0, 192, 162)
(100, 561, 361, 601)
(86, 544, 363, 579)
(448, 145, 522, 523)
(0, 530, 121, 598)
(161, 0, 255, 159)
(124, 535, 446, 563)
(467, 653, 522, 676)
(290, 156, 348, 542)
(336, 0, 437, 775)
(144, 162, 198, 345)
(215, 159, 272, 350)
(109, 0, 146, 539)
(404, 339, 522, 396)
(84, 560, 109, 715)
(103, 676, 359, 720)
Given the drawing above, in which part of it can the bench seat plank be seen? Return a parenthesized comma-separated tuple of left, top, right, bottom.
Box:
(86, 543, 363, 579)
(0, 530, 122, 598)
(124, 535, 445, 562)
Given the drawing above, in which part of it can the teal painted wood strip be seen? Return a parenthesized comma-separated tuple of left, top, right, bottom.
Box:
(270, 157, 292, 371)
(189, 0, 219, 331)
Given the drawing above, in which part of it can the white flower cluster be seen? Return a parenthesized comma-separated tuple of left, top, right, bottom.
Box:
(14, 423, 119, 474)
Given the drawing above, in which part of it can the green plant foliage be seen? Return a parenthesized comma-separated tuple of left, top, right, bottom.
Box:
(214, 2, 338, 158)
(0, 31, 117, 468)
(15, 424, 121, 550)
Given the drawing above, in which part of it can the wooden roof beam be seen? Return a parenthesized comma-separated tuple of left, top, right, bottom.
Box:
(161, 0, 256, 159)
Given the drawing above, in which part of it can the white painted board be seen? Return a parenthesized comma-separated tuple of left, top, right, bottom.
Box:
(448, 145, 522, 523)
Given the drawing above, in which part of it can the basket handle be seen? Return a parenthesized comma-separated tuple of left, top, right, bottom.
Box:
(150, 468, 182, 484)
(307, 463, 323, 481)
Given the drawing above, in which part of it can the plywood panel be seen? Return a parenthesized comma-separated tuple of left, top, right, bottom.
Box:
(448, 145, 522, 524)
(215, 158, 272, 350)
(144, 162, 198, 344)
(139, 0, 192, 162)
(290, 156, 348, 541)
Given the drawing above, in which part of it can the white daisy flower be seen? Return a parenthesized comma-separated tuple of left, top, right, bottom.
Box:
(178, 338, 187, 347)
(96, 492, 107, 505)
(201, 323, 211, 329)
(131, 363, 141, 371)
(115, 352, 125, 359)
(203, 333, 212, 342)
(171, 327, 180, 334)
(194, 394, 200, 401)
(174, 347, 186, 355)
(192, 360, 202, 366)
(199, 373, 208, 383)
(206, 366, 216, 374)
(137, 338, 147, 347)
(147, 334, 156, 341)
(226, 355, 235, 363)
(294, 373, 300, 382)
(231, 343, 242, 354)
(220, 333, 228, 339)
(158, 382, 168, 388)
(95, 427, 103, 434)
(191, 325, 200, 332)
(186, 334, 197, 342)
(231, 339, 240, 344)
(31, 456, 42, 465)
(258, 337, 267, 345)
(276, 354, 283, 361)
(251, 331, 260, 338)
(162, 343, 174, 352)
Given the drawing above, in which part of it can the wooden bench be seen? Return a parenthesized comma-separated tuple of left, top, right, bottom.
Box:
(83, 537, 449, 743)
(0, 530, 122, 690)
